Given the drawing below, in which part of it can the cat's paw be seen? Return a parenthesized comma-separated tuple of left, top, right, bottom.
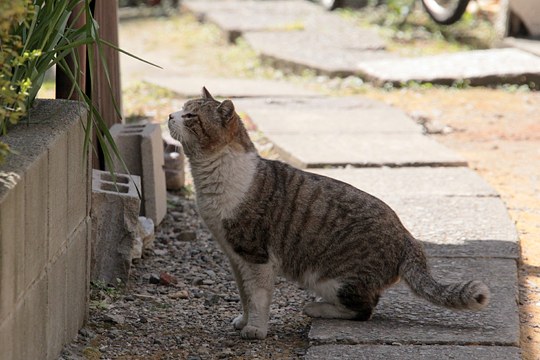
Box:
(240, 325, 267, 340)
(232, 314, 247, 330)
(303, 302, 324, 318)
(303, 302, 361, 320)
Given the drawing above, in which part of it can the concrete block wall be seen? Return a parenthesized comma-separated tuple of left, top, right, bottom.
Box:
(0, 99, 91, 360)
(108, 123, 167, 225)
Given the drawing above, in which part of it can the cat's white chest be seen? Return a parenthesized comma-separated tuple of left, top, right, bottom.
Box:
(191, 149, 259, 238)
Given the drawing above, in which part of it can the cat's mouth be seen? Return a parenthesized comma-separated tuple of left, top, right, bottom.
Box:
(168, 115, 197, 157)
(167, 114, 184, 142)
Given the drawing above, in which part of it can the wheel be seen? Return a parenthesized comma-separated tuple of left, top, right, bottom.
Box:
(319, 0, 344, 11)
(421, 0, 470, 25)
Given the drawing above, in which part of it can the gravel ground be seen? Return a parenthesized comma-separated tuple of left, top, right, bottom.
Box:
(61, 193, 313, 360)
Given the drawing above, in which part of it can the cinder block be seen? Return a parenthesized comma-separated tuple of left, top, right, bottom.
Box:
(67, 118, 89, 236)
(109, 123, 167, 225)
(141, 127, 167, 224)
(24, 153, 48, 289)
(0, 178, 24, 323)
(48, 131, 68, 260)
(0, 315, 14, 360)
(46, 251, 67, 360)
(15, 277, 47, 360)
(66, 219, 89, 340)
(91, 170, 141, 284)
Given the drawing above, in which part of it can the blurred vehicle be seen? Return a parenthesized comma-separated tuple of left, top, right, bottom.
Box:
(314, 0, 472, 25)
(421, 0, 471, 25)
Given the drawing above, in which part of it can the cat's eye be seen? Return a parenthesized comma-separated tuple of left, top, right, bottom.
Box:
(182, 112, 197, 119)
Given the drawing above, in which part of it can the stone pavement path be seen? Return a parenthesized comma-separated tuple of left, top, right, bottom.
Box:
(233, 98, 520, 359)
(183, 0, 540, 86)
(138, 3, 522, 358)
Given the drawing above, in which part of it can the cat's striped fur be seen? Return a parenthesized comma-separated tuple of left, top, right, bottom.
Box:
(168, 88, 490, 340)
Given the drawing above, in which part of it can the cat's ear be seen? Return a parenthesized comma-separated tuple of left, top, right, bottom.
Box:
(201, 86, 215, 100)
(217, 99, 235, 125)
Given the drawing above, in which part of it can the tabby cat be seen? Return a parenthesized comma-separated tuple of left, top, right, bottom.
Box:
(168, 88, 490, 340)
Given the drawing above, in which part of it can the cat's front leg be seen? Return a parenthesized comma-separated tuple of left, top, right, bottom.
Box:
(236, 261, 276, 340)
(229, 259, 249, 330)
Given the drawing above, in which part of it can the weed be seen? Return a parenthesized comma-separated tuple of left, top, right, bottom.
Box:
(89, 279, 125, 310)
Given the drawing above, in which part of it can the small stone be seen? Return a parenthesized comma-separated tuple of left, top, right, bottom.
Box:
(107, 330, 121, 339)
(202, 279, 215, 285)
(179, 231, 197, 242)
(138, 216, 155, 250)
(192, 277, 204, 286)
(139, 316, 148, 324)
(204, 294, 221, 306)
(103, 314, 125, 325)
(124, 295, 135, 302)
(205, 270, 216, 278)
(79, 328, 94, 338)
(131, 236, 143, 260)
(169, 290, 189, 299)
(159, 272, 178, 286)
(149, 274, 160, 284)
(154, 248, 168, 256)
(133, 293, 156, 300)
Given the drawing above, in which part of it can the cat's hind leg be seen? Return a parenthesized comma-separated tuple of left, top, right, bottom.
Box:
(337, 282, 380, 321)
(303, 281, 380, 321)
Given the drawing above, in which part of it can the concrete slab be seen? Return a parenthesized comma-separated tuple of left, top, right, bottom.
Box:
(385, 196, 518, 255)
(357, 48, 540, 86)
(503, 37, 540, 57)
(309, 167, 497, 198)
(234, 96, 422, 134)
(184, 0, 392, 76)
(184, 0, 385, 46)
(244, 31, 394, 77)
(309, 258, 519, 346)
(306, 344, 521, 360)
(243, 20, 385, 51)
(265, 133, 466, 168)
(142, 75, 320, 98)
(183, 0, 325, 41)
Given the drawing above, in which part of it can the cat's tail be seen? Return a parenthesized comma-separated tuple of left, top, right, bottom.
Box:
(399, 236, 490, 310)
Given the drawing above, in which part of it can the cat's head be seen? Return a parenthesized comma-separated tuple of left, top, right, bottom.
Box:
(168, 87, 254, 158)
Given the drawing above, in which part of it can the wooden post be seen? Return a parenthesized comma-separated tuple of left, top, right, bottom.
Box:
(90, 0, 123, 169)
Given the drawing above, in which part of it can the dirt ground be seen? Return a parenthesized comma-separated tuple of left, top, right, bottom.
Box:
(364, 87, 540, 359)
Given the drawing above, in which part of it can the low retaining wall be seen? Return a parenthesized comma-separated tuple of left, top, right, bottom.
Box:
(0, 99, 91, 360)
